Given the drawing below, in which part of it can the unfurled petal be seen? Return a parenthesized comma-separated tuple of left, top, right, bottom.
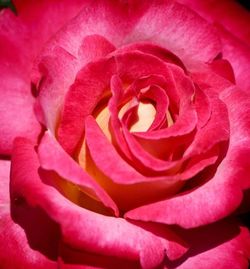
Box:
(0, 159, 57, 269)
(165, 219, 250, 269)
(10, 138, 188, 269)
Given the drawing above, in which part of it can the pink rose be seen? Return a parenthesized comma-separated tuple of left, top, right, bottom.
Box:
(1, 1, 250, 268)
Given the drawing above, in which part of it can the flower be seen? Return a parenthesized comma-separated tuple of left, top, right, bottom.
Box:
(0, 1, 250, 268)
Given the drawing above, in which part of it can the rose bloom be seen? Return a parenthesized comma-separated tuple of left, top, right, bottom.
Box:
(0, 0, 250, 268)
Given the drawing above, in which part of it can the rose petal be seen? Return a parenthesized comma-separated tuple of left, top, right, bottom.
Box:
(123, 85, 169, 132)
(0, 68, 41, 155)
(184, 89, 229, 158)
(115, 51, 175, 84)
(190, 62, 234, 95)
(177, 0, 250, 46)
(38, 132, 118, 216)
(37, 0, 147, 59)
(0, 0, 85, 155)
(216, 25, 250, 93)
(0, 12, 41, 155)
(10, 138, 188, 268)
(133, 64, 197, 140)
(0, 209, 58, 269)
(126, 87, 250, 228)
(59, 51, 178, 155)
(127, 65, 197, 167)
(0, 160, 57, 269)
(85, 116, 154, 185)
(126, 140, 250, 228)
(115, 42, 187, 73)
(126, 0, 221, 64)
(78, 34, 116, 62)
(127, 74, 180, 114)
(58, 57, 116, 154)
(37, 47, 79, 132)
(108, 63, 196, 170)
(165, 219, 250, 269)
(12, 0, 84, 60)
(109, 74, 182, 171)
(37, 36, 115, 133)
(84, 115, 185, 210)
(108, 65, 174, 164)
(208, 59, 235, 84)
(191, 85, 212, 129)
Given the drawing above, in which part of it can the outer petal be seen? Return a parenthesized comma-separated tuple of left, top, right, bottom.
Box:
(215, 25, 250, 93)
(0, 209, 58, 269)
(0, 0, 85, 154)
(176, 0, 250, 91)
(11, 0, 85, 61)
(0, 67, 41, 155)
(165, 219, 250, 269)
(177, 0, 250, 46)
(10, 138, 188, 269)
(0, 161, 58, 269)
(126, 0, 221, 64)
(33, 0, 145, 74)
(126, 87, 250, 228)
(0, 11, 41, 155)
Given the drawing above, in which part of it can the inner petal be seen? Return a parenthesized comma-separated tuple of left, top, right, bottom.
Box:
(81, 116, 184, 211)
(94, 104, 112, 142)
(130, 100, 156, 132)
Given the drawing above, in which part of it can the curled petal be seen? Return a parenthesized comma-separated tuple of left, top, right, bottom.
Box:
(84, 116, 184, 210)
(10, 138, 188, 269)
(58, 56, 116, 154)
(126, 88, 250, 228)
(37, 36, 115, 133)
(38, 132, 118, 216)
